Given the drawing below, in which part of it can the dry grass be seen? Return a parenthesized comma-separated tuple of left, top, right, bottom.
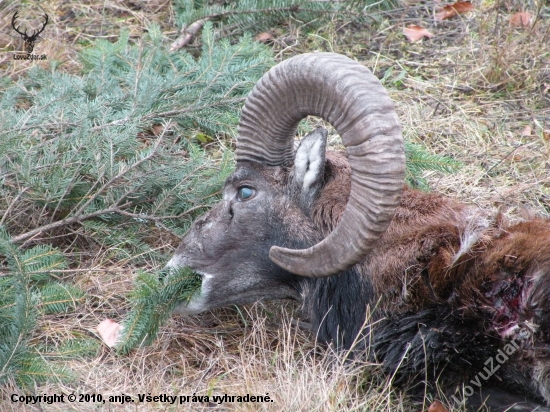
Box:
(1, 0, 550, 411)
(2, 294, 410, 411)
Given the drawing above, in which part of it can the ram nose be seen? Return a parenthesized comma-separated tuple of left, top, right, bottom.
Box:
(163, 251, 189, 271)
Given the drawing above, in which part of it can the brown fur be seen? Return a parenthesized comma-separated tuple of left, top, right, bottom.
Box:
(315, 152, 475, 312)
(313, 152, 550, 403)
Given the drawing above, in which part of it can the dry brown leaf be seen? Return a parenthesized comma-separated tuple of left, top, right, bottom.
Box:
(255, 32, 274, 43)
(510, 12, 533, 28)
(97, 319, 124, 348)
(403, 25, 434, 42)
(521, 125, 532, 136)
(151, 123, 164, 136)
(435, 1, 475, 21)
(512, 154, 524, 161)
(428, 400, 449, 412)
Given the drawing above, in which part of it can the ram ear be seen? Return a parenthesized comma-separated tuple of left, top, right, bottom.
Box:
(292, 127, 327, 205)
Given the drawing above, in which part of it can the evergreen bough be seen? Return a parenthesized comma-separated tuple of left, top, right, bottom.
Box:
(0, 23, 274, 387)
(0, 227, 77, 388)
(117, 267, 202, 354)
(405, 141, 461, 190)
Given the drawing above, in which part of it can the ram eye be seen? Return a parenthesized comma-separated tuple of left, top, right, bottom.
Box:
(237, 186, 255, 201)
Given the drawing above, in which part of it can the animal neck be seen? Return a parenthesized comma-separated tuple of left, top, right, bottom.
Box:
(300, 267, 374, 350)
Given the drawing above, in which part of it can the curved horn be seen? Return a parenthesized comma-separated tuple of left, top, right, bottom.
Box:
(237, 53, 404, 278)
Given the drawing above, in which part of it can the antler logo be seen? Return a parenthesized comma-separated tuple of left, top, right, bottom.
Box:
(11, 11, 49, 54)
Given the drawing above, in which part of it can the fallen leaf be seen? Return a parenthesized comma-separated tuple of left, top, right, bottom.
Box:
(435, 1, 475, 21)
(97, 319, 124, 348)
(428, 400, 449, 412)
(521, 125, 532, 136)
(194, 132, 214, 144)
(151, 123, 164, 136)
(403, 25, 434, 42)
(255, 32, 273, 43)
(512, 154, 523, 161)
(510, 12, 533, 28)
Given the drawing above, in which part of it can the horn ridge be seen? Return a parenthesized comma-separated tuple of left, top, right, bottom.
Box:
(237, 52, 405, 278)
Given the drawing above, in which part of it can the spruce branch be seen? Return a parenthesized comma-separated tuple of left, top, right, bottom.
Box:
(0, 17, 271, 389)
(404, 141, 461, 190)
(11, 129, 166, 245)
(72, 127, 166, 218)
(2, 23, 265, 259)
(0, 228, 79, 387)
(117, 267, 202, 354)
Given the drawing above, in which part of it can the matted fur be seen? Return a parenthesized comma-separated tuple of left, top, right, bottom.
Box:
(296, 152, 550, 406)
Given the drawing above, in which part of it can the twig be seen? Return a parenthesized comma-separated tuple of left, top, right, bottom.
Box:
(170, 18, 212, 51)
(11, 207, 119, 244)
(484, 141, 538, 175)
(1, 187, 28, 226)
(11, 190, 215, 245)
(113, 203, 211, 221)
